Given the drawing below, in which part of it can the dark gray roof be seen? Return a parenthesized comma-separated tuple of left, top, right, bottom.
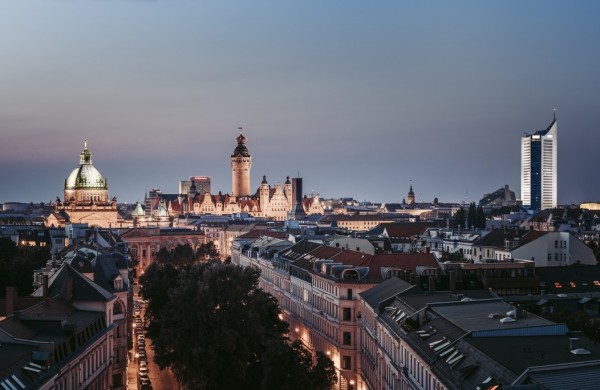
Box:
(279, 240, 321, 261)
(468, 335, 600, 385)
(521, 362, 600, 390)
(93, 254, 126, 293)
(32, 263, 115, 302)
(359, 277, 413, 309)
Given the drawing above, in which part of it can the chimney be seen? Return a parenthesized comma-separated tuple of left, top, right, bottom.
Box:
(569, 338, 579, 351)
(66, 275, 74, 302)
(428, 276, 435, 293)
(449, 270, 456, 292)
(43, 275, 49, 298)
(6, 287, 16, 317)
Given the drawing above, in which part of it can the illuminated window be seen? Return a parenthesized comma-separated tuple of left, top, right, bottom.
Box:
(554, 282, 562, 289)
(594, 281, 600, 287)
(570, 282, 576, 288)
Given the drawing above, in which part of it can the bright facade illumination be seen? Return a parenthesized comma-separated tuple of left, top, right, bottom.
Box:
(521, 117, 557, 210)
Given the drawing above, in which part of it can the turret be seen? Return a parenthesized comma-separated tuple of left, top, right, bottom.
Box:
(231, 129, 252, 197)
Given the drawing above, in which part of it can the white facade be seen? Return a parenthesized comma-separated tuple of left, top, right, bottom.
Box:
(511, 231, 596, 266)
(521, 118, 557, 210)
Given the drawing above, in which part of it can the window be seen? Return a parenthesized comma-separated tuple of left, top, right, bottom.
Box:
(347, 288, 353, 300)
(343, 308, 352, 321)
(342, 355, 352, 370)
(343, 331, 352, 345)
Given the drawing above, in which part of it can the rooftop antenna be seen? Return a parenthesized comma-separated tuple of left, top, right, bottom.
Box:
(238, 126, 243, 133)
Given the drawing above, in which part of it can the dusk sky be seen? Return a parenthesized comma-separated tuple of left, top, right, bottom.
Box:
(2, 1, 599, 206)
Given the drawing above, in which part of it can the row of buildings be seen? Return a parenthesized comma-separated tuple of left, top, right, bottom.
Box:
(0, 234, 132, 389)
(232, 227, 600, 390)
(40, 115, 557, 231)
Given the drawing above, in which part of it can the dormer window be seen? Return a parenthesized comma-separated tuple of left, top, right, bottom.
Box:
(114, 277, 123, 290)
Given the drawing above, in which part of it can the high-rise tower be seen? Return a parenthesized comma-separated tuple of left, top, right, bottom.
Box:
(521, 115, 557, 210)
(231, 129, 252, 197)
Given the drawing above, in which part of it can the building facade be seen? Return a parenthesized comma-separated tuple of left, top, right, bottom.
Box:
(521, 116, 557, 210)
(46, 141, 122, 229)
(231, 131, 252, 197)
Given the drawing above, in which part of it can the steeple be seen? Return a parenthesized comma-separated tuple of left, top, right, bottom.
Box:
(79, 140, 92, 165)
(231, 129, 252, 197)
(407, 184, 415, 205)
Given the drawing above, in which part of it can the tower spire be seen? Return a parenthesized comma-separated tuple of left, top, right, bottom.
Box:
(553, 108, 556, 121)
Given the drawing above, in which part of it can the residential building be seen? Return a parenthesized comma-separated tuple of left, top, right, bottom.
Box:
(511, 231, 597, 266)
(119, 227, 206, 272)
(235, 237, 441, 389)
(359, 286, 600, 390)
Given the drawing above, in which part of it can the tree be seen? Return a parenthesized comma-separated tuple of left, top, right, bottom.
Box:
(476, 204, 486, 229)
(467, 202, 477, 229)
(172, 244, 195, 266)
(453, 207, 466, 229)
(155, 247, 172, 264)
(144, 261, 336, 390)
(587, 241, 600, 264)
(138, 262, 179, 339)
(0, 238, 48, 296)
(196, 241, 219, 260)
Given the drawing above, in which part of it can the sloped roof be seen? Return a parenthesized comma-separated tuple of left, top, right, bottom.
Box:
(279, 240, 322, 261)
(359, 277, 413, 309)
(32, 263, 115, 302)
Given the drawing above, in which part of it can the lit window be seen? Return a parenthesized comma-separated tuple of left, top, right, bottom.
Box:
(570, 282, 576, 288)
(554, 282, 562, 289)
(594, 281, 600, 287)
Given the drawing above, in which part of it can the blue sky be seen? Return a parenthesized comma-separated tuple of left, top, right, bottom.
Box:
(1, 1, 599, 205)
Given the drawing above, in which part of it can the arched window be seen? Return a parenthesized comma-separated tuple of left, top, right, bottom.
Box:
(113, 301, 124, 315)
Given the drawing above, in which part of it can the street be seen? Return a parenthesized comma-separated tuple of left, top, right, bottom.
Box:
(127, 286, 178, 390)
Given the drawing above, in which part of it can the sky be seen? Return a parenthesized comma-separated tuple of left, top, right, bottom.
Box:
(1, 1, 599, 206)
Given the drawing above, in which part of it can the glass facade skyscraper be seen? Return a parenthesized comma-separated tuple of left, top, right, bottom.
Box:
(521, 117, 557, 210)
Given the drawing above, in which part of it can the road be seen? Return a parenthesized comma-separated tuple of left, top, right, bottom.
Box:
(127, 286, 178, 390)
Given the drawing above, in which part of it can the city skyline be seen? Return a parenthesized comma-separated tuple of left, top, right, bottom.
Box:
(2, 1, 600, 205)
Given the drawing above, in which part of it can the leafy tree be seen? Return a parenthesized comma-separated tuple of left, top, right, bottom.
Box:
(440, 250, 465, 263)
(453, 207, 466, 229)
(196, 241, 219, 260)
(0, 238, 48, 296)
(138, 262, 179, 338)
(587, 241, 600, 263)
(172, 244, 195, 266)
(310, 351, 338, 390)
(476, 204, 486, 229)
(467, 202, 477, 229)
(143, 261, 336, 390)
(156, 247, 172, 264)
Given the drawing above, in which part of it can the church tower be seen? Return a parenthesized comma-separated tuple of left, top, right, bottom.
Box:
(407, 185, 415, 205)
(231, 129, 252, 197)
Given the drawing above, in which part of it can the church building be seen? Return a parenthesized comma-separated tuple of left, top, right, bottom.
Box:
(45, 141, 122, 228)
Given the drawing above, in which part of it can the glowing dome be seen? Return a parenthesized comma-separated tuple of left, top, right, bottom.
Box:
(63, 140, 109, 204)
(65, 140, 107, 190)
